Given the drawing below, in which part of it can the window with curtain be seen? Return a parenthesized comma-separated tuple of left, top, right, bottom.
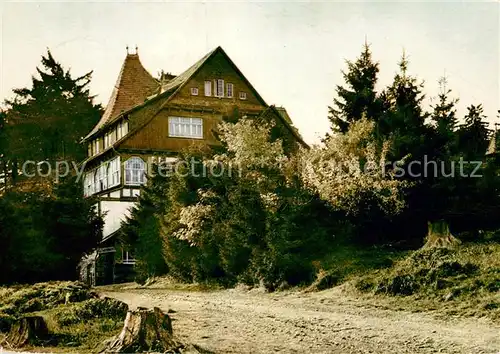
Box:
(125, 157, 146, 186)
(216, 79, 224, 97)
(226, 83, 233, 98)
(99, 163, 108, 191)
(168, 117, 203, 139)
(94, 169, 101, 193)
(204, 81, 212, 96)
(107, 157, 121, 188)
(84, 172, 93, 196)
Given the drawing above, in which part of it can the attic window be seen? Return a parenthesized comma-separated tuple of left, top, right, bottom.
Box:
(204, 81, 212, 96)
(216, 79, 224, 97)
(191, 87, 199, 96)
(227, 83, 234, 98)
(168, 117, 203, 139)
(239, 92, 247, 100)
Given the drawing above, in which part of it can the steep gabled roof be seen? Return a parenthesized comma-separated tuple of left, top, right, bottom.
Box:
(275, 106, 293, 124)
(83, 53, 159, 141)
(152, 46, 267, 106)
(158, 48, 216, 95)
(262, 105, 308, 148)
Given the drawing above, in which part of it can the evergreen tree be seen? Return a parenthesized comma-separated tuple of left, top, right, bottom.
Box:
(430, 76, 458, 157)
(0, 110, 6, 191)
(457, 104, 490, 160)
(120, 170, 169, 283)
(378, 52, 430, 162)
(42, 176, 103, 280)
(328, 42, 381, 133)
(0, 177, 102, 284)
(4, 50, 102, 164)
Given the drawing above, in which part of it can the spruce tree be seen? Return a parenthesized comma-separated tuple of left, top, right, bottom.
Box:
(328, 42, 380, 133)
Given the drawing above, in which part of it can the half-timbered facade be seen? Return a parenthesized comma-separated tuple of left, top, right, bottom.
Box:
(79, 46, 305, 284)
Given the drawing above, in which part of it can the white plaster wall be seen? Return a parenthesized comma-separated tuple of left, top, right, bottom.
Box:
(100, 200, 136, 238)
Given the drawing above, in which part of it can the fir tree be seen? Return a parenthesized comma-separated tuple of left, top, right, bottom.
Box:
(457, 104, 490, 160)
(378, 51, 430, 162)
(328, 42, 380, 133)
(430, 76, 458, 156)
(120, 169, 169, 282)
(4, 49, 102, 164)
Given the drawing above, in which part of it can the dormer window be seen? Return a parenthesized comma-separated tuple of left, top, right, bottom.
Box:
(191, 87, 199, 96)
(227, 83, 234, 98)
(239, 92, 247, 100)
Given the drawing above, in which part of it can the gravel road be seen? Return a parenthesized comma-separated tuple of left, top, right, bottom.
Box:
(102, 286, 500, 354)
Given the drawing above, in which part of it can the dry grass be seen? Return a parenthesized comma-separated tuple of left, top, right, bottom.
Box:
(0, 281, 128, 352)
(348, 243, 500, 321)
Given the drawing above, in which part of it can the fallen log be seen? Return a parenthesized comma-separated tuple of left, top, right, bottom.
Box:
(99, 307, 185, 353)
(2, 316, 48, 348)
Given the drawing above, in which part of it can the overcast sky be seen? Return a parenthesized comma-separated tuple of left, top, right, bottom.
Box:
(1, 1, 498, 143)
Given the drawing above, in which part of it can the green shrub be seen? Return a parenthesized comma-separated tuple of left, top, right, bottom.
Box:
(54, 298, 128, 326)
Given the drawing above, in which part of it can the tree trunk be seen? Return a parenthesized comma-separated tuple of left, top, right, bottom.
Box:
(423, 220, 461, 248)
(99, 307, 185, 353)
(2, 316, 48, 348)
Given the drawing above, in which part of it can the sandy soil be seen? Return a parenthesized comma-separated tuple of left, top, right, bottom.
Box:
(101, 286, 500, 354)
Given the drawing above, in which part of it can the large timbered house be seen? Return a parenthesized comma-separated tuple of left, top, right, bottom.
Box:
(78, 46, 305, 285)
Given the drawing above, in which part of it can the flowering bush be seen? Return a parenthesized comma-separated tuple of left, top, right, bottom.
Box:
(300, 118, 407, 216)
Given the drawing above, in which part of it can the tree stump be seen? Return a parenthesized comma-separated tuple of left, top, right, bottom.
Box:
(2, 316, 48, 348)
(423, 220, 461, 248)
(99, 307, 184, 353)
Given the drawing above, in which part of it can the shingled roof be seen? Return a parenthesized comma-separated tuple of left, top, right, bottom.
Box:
(83, 53, 159, 141)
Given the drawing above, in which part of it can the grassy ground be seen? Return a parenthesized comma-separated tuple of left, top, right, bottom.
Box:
(333, 243, 500, 322)
(0, 281, 127, 352)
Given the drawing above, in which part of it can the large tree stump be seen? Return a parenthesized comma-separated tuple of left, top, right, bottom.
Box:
(423, 220, 461, 248)
(2, 316, 48, 348)
(99, 307, 184, 353)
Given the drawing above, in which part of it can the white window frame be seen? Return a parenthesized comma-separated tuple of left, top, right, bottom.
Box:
(93, 139, 100, 155)
(84, 172, 93, 197)
(107, 157, 121, 188)
(117, 120, 128, 140)
(94, 169, 101, 193)
(99, 163, 108, 191)
(216, 79, 224, 97)
(124, 157, 146, 186)
(168, 117, 203, 139)
(227, 83, 234, 98)
(191, 87, 199, 96)
(112, 129, 117, 145)
(204, 81, 212, 96)
(239, 91, 247, 100)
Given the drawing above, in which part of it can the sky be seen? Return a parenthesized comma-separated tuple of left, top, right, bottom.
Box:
(1, 0, 499, 144)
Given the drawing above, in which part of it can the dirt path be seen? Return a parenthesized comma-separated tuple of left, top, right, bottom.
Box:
(101, 286, 500, 354)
